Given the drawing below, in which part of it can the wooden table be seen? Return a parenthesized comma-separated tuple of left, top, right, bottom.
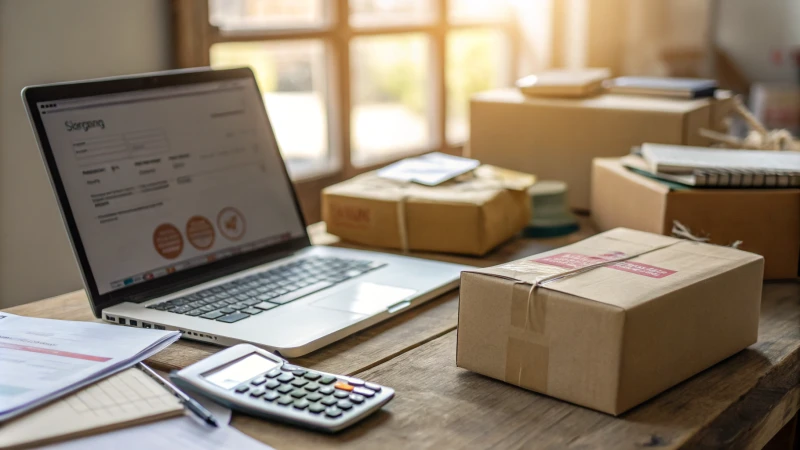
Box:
(6, 223, 800, 449)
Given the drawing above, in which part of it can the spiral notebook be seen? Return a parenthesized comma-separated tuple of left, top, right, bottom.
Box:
(637, 144, 800, 188)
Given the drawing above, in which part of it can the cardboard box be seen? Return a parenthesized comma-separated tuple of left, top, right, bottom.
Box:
(591, 158, 800, 279)
(322, 166, 535, 255)
(456, 228, 764, 415)
(468, 89, 734, 210)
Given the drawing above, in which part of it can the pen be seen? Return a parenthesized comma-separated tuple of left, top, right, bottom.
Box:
(137, 362, 219, 427)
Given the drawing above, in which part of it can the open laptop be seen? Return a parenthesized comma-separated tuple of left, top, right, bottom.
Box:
(22, 67, 469, 357)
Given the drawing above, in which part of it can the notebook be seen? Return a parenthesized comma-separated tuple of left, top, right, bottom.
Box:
(0, 368, 183, 449)
(516, 68, 610, 97)
(632, 144, 800, 188)
(604, 76, 718, 99)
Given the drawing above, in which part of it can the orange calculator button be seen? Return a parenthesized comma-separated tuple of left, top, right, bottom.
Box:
(334, 382, 354, 392)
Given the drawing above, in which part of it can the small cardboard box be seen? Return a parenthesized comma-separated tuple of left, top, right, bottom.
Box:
(456, 228, 764, 415)
(468, 89, 734, 210)
(322, 166, 535, 255)
(591, 158, 800, 279)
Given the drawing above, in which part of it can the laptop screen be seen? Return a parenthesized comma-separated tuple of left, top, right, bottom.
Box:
(35, 76, 306, 295)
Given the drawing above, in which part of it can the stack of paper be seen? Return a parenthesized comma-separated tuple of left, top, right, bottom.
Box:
(0, 312, 180, 422)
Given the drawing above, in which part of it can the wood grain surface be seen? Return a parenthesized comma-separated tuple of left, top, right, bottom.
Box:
(5, 221, 799, 450)
(233, 282, 800, 450)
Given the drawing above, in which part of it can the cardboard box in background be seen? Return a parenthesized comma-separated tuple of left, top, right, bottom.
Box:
(591, 158, 800, 279)
(456, 228, 764, 415)
(468, 89, 734, 211)
(322, 166, 535, 256)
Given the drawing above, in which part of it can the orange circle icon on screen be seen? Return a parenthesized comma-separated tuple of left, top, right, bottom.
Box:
(217, 207, 246, 241)
(186, 215, 215, 250)
(153, 223, 183, 259)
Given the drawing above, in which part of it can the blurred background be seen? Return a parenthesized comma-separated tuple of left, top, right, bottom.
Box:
(0, 0, 798, 306)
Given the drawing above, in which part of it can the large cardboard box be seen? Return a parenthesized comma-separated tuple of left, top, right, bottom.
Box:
(591, 158, 800, 279)
(456, 228, 764, 415)
(468, 89, 734, 210)
(322, 166, 535, 255)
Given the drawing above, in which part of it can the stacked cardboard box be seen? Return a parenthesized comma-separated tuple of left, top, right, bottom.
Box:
(591, 158, 800, 279)
(468, 89, 734, 210)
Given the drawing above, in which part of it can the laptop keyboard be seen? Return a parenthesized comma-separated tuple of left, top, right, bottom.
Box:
(146, 256, 385, 324)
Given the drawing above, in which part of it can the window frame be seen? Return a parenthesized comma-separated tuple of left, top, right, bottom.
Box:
(172, 0, 520, 221)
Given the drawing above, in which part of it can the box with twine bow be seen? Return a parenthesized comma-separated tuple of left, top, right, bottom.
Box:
(322, 165, 536, 255)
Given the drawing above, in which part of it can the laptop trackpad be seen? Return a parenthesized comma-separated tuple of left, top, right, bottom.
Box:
(312, 282, 417, 315)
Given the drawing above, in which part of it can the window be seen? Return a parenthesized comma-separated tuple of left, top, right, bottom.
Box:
(173, 0, 527, 220)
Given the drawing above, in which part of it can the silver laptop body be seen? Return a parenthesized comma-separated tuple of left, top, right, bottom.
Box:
(23, 68, 468, 357)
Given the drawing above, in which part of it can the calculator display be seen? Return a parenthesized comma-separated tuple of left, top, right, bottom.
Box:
(203, 353, 280, 390)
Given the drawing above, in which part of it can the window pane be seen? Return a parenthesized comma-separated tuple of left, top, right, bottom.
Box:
(349, 0, 435, 27)
(209, 0, 325, 31)
(446, 29, 509, 144)
(351, 34, 432, 166)
(448, 0, 510, 22)
(210, 41, 331, 178)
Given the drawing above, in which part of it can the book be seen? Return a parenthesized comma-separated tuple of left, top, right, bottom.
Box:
(516, 68, 610, 98)
(626, 145, 800, 188)
(604, 76, 718, 99)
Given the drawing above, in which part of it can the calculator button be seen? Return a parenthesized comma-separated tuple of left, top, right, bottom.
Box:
(309, 404, 326, 414)
(349, 394, 365, 404)
(304, 372, 322, 381)
(263, 391, 279, 402)
(336, 400, 353, 410)
(353, 387, 375, 397)
(320, 396, 338, 406)
(325, 407, 343, 418)
(249, 388, 265, 398)
(277, 384, 294, 394)
(365, 382, 382, 392)
(265, 369, 282, 378)
(265, 379, 280, 390)
(251, 377, 267, 386)
(290, 378, 308, 388)
(319, 376, 336, 385)
(277, 396, 293, 406)
(293, 399, 309, 410)
(282, 364, 299, 372)
(235, 385, 249, 394)
(319, 386, 335, 395)
(304, 383, 319, 392)
(333, 390, 350, 399)
(334, 382, 353, 392)
(306, 393, 322, 402)
(277, 373, 294, 383)
(292, 369, 307, 377)
(346, 378, 365, 387)
(290, 389, 307, 399)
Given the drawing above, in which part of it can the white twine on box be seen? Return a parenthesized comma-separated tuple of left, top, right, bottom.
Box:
(671, 220, 742, 249)
(700, 96, 800, 151)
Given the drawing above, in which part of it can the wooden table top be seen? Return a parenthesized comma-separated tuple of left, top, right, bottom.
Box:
(6, 222, 799, 449)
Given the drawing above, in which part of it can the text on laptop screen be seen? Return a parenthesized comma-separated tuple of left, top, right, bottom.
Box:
(37, 78, 306, 294)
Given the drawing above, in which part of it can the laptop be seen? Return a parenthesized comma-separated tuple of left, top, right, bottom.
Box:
(22, 67, 469, 357)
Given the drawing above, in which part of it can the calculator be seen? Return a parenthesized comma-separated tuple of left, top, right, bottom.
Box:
(170, 344, 394, 432)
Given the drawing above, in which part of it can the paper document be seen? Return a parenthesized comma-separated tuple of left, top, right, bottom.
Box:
(0, 313, 180, 422)
(377, 152, 480, 186)
(42, 416, 273, 450)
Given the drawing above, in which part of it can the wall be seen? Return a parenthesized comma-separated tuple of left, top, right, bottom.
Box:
(716, 0, 800, 83)
(0, 0, 173, 307)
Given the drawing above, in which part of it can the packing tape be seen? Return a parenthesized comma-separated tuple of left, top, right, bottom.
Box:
(504, 283, 549, 392)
